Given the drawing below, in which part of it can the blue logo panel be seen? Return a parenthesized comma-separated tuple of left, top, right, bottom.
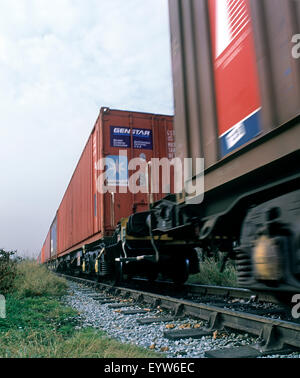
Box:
(105, 155, 128, 187)
(220, 110, 262, 157)
(110, 126, 153, 150)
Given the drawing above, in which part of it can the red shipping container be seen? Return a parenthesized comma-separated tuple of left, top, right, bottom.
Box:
(40, 248, 44, 265)
(40, 229, 50, 264)
(57, 108, 174, 257)
(44, 230, 51, 262)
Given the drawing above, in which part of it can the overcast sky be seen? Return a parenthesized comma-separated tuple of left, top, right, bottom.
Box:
(0, 0, 174, 257)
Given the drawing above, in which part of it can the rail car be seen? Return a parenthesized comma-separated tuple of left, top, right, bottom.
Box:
(40, 107, 200, 283)
(40, 0, 300, 293)
(145, 0, 300, 292)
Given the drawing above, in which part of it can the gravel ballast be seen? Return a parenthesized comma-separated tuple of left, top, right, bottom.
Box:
(62, 281, 300, 358)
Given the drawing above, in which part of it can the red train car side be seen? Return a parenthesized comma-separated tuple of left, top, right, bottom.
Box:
(43, 107, 174, 269)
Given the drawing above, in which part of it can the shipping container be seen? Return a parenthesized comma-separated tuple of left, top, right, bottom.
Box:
(44, 230, 51, 263)
(40, 231, 49, 265)
(169, 0, 300, 204)
(56, 108, 174, 257)
(50, 215, 58, 259)
(40, 246, 45, 264)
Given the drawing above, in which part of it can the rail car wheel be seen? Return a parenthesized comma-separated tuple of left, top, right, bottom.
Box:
(171, 257, 190, 285)
(147, 265, 159, 283)
(114, 260, 124, 285)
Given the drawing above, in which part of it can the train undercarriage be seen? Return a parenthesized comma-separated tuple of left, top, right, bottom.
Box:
(148, 151, 300, 293)
(53, 215, 200, 285)
(51, 149, 300, 294)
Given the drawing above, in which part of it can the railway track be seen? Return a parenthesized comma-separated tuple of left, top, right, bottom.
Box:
(129, 278, 281, 304)
(58, 273, 300, 358)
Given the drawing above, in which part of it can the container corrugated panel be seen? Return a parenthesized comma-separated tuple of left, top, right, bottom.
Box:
(57, 108, 174, 257)
(40, 247, 44, 264)
(169, 0, 300, 196)
(57, 134, 93, 254)
(50, 215, 57, 259)
(44, 230, 51, 263)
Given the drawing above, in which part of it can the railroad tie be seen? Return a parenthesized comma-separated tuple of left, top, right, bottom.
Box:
(164, 328, 213, 340)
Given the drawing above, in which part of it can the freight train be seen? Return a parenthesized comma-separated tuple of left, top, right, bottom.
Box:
(40, 107, 200, 284)
(40, 0, 300, 293)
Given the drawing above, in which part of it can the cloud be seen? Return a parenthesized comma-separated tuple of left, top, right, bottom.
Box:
(0, 0, 173, 256)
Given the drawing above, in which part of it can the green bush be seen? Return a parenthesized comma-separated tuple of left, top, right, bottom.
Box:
(0, 249, 18, 294)
(188, 257, 238, 287)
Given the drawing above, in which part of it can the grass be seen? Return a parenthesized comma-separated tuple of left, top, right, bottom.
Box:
(0, 258, 160, 358)
(13, 260, 68, 297)
(0, 295, 160, 358)
(188, 257, 238, 287)
(0, 253, 238, 358)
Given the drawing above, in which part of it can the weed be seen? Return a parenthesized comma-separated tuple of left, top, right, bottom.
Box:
(13, 261, 68, 297)
(188, 257, 238, 287)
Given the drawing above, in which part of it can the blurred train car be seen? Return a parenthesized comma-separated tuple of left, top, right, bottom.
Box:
(149, 0, 300, 291)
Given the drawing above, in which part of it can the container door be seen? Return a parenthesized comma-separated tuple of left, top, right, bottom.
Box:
(92, 129, 99, 234)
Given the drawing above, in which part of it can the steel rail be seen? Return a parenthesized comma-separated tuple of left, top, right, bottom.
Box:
(130, 277, 280, 304)
(58, 274, 300, 357)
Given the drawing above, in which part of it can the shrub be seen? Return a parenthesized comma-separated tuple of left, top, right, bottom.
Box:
(0, 249, 18, 294)
(188, 257, 238, 287)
